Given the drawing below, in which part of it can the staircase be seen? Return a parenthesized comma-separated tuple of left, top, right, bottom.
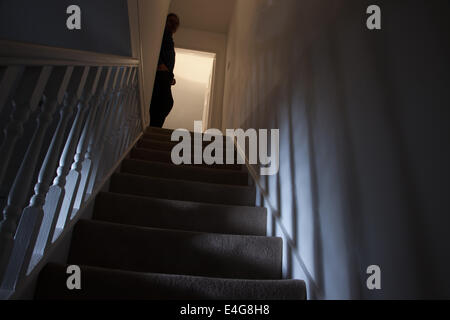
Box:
(34, 127, 306, 300)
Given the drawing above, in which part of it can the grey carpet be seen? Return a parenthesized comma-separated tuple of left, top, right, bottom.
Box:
(35, 127, 307, 300)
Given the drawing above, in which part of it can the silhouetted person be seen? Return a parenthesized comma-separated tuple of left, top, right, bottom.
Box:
(149, 13, 180, 128)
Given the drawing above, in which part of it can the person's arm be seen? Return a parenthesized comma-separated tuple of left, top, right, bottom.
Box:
(158, 64, 169, 71)
(158, 31, 172, 72)
(158, 49, 169, 71)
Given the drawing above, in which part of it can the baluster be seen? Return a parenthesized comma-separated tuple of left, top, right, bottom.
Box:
(0, 66, 25, 116)
(120, 68, 136, 157)
(134, 69, 144, 139)
(125, 72, 137, 147)
(20, 66, 80, 276)
(115, 68, 135, 160)
(0, 68, 26, 215)
(105, 67, 130, 167)
(73, 67, 111, 210)
(21, 66, 88, 248)
(0, 66, 54, 284)
(126, 76, 136, 150)
(83, 68, 114, 197)
(86, 67, 122, 194)
(48, 67, 95, 242)
(92, 67, 127, 186)
(126, 68, 140, 150)
(31, 67, 92, 254)
(0, 67, 52, 280)
(125, 69, 140, 148)
(0, 68, 47, 205)
(0, 67, 24, 163)
(130, 73, 141, 142)
(63, 67, 103, 222)
(126, 68, 138, 142)
(0, 67, 76, 288)
(133, 70, 142, 140)
(121, 69, 136, 153)
(111, 67, 132, 161)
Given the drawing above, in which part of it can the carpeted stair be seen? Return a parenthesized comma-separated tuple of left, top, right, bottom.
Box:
(34, 127, 306, 300)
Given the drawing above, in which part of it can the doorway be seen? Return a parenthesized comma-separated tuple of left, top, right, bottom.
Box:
(163, 48, 216, 132)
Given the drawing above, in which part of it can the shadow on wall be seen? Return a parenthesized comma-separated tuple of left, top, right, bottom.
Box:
(224, 0, 450, 299)
(234, 0, 354, 299)
(249, 46, 328, 300)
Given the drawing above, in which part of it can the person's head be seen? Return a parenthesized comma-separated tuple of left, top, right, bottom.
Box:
(166, 13, 180, 34)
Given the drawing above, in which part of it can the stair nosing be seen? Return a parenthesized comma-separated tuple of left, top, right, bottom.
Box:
(133, 145, 239, 153)
(122, 158, 247, 176)
(48, 262, 300, 284)
(113, 172, 255, 191)
(140, 137, 236, 148)
(77, 218, 280, 241)
(97, 191, 266, 212)
(131, 147, 244, 170)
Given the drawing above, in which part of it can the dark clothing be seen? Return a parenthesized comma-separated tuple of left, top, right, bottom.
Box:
(150, 71, 174, 128)
(158, 28, 175, 74)
(150, 28, 176, 128)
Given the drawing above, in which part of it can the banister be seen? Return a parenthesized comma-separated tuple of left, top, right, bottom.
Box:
(0, 41, 144, 298)
(0, 40, 140, 67)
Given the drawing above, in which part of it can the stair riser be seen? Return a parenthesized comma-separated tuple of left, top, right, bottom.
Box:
(36, 264, 307, 300)
(146, 127, 182, 136)
(69, 221, 282, 280)
(145, 128, 233, 139)
(110, 174, 256, 207)
(121, 160, 248, 186)
(93, 193, 267, 236)
(130, 148, 243, 171)
(143, 133, 234, 145)
(137, 139, 238, 157)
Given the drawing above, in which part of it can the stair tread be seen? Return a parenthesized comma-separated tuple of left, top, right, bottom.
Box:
(146, 127, 233, 139)
(110, 172, 256, 206)
(121, 158, 248, 186)
(36, 263, 307, 300)
(94, 192, 267, 236)
(69, 219, 282, 280)
(123, 158, 245, 175)
(140, 136, 235, 147)
(131, 147, 243, 171)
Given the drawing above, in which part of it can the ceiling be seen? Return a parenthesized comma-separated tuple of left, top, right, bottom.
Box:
(169, 0, 236, 34)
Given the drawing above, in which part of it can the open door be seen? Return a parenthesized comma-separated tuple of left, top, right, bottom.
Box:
(163, 48, 216, 132)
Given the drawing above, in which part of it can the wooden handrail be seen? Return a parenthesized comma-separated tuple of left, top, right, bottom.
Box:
(0, 40, 139, 66)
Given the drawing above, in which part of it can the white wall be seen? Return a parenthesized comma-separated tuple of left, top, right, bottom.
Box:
(169, 0, 236, 34)
(0, 0, 132, 56)
(172, 27, 227, 129)
(223, 0, 450, 299)
(128, 0, 172, 128)
(164, 49, 215, 131)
